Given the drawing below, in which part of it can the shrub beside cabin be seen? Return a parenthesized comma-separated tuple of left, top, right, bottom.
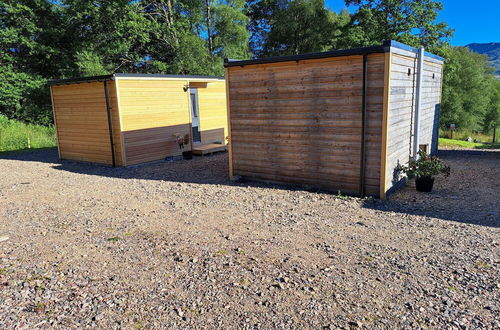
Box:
(224, 41, 444, 199)
(49, 74, 227, 166)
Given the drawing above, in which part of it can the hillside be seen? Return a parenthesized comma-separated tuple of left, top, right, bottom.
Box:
(466, 42, 500, 76)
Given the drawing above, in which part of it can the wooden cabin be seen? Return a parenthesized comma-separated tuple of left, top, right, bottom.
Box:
(224, 41, 444, 199)
(49, 74, 227, 166)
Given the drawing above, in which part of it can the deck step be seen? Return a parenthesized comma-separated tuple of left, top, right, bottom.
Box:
(192, 143, 227, 156)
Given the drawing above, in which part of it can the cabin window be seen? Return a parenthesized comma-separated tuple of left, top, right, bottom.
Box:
(190, 93, 198, 118)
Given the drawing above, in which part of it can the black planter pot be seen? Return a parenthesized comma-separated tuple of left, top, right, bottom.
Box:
(415, 176, 434, 192)
(182, 151, 193, 160)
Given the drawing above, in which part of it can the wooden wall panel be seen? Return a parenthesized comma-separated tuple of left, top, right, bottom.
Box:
(118, 79, 191, 165)
(227, 54, 385, 196)
(51, 82, 114, 165)
(385, 53, 416, 191)
(384, 51, 444, 195)
(420, 61, 443, 154)
(197, 80, 228, 144)
(106, 81, 124, 166)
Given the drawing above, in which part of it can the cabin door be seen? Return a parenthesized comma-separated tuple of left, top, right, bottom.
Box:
(189, 88, 201, 144)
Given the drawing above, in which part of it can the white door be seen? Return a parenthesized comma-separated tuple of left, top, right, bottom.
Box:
(189, 88, 201, 143)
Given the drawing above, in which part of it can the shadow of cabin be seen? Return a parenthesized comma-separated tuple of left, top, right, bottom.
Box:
(2, 148, 497, 228)
(49, 74, 227, 167)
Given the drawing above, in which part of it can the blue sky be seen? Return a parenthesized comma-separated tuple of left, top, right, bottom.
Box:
(325, 0, 500, 46)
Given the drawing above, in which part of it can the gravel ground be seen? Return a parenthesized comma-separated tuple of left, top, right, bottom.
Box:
(0, 148, 498, 329)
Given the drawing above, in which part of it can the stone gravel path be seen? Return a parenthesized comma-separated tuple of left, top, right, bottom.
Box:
(0, 148, 498, 329)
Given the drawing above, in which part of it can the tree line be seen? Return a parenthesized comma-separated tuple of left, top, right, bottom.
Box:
(0, 0, 498, 135)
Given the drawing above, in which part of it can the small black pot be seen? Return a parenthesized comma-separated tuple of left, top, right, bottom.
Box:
(415, 176, 434, 192)
(182, 151, 193, 160)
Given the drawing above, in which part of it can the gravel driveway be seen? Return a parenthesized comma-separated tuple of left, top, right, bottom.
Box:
(0, 148, 498, 329)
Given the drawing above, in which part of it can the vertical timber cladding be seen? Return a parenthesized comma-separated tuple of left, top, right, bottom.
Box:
(51, 81, 123, 165)
(227, 54, 385, 196)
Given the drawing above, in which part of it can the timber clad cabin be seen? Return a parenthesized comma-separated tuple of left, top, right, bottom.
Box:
(49, 74, 227, 166)
(224, 40, 444, 199)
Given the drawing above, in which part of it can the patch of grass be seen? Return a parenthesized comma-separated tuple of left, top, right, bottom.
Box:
(35, 302, 45, 313)
(132, 321, 144, 329)
(439, 128, 493, 142)
(476, 261, 492, 269)
(107, 236, 121, 242)
(0, 115, 56, 152)
(363, 256, 375, 263)
(214, 249, 227, 256)
(439, 138, 500, 150)
(336, 190, 350, 200)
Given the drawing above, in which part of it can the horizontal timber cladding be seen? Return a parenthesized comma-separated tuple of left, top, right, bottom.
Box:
(385, 53, 416, 191)
(384, 51, 444, 194)
(420, 60, 443, 155)
(227, 53, 385, 196)
(197, 80, 228, 144)
(117, 79, 191, 165)
(51, 81, 122, 165)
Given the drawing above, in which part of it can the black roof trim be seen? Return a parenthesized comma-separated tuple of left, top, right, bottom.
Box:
(113, 73, 224, 80)
(48, 75, 113, 86)
(224, 41, 392, 68)
(48, 73, 224, 86)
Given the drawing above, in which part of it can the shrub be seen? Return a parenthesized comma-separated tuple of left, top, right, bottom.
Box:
(397, 151, 450, 179)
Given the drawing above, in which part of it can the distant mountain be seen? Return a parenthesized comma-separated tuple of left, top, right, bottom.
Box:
(465, 42, 500, 76)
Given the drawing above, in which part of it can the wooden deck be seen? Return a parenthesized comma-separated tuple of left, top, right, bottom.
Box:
(192, 143, 227, 156)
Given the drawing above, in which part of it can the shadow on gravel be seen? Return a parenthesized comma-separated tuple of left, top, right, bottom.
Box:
(2, 148, 499, 228)
(361, 199, 499, 228)
(363, 149, 500, 228)
(0, 148, 234, 185)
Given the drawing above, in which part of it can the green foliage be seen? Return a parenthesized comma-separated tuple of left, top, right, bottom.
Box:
(0, 0, 250, 124)
(438, 138, 500, 150)
(482, 80, 500, 135)
(0, 115, 56, 151)
(396, 151, 450, 179)
(247, 0, 350, 56)
(0, 0, 498, 138)
(0, 1, 56, 124)
(439, 128, 492, 143)
(441, 47, 499, 132)
(339, 0, 453, 53)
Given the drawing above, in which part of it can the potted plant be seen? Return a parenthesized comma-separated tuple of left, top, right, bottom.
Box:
(174, 133, 193, 160)
(397, 151, 450, 192)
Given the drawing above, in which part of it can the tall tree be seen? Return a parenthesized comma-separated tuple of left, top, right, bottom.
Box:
(0, 0, 62, 124)
(339, 0, 453, 53)
(247, 0, 349, 57)
(482, 79, 500, 140)
(441, 47, 497, 131)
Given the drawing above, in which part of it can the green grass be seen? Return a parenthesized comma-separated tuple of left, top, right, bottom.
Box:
(439, 128, 494, 143)
(439, 138, 500, 149)
(0, 115, 56, 152)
